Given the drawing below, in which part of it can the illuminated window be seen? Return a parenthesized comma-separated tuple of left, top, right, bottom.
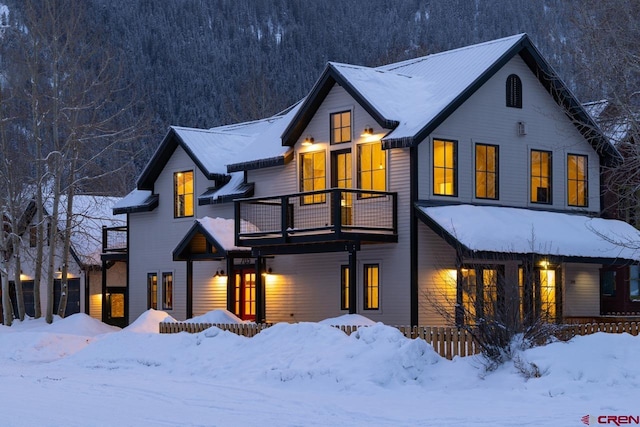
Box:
(475, 144, 498, 199)
(174, 171, 194, 218)
(461, 267, 500, 324)
(340, 265, 349, 310)
(539, 268, 556, 321)
(330, 111, 351, 144)
(358, 142, 386, 196)
(363, 264, 379, 310)
(567, 154, 588, 207)
(300, 151, 326, 204)
(162, 272, 173, 310)
(433, 139, 457, 196)
(506, 74, 522, 108)
(147, 273, 158, 310)
(531, 150, 551, 204)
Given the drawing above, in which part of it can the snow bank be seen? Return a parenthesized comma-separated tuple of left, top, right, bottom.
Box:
(124, 309, 176, 333)
(318, 314, 376, 326)
(185, 309, 247, 324)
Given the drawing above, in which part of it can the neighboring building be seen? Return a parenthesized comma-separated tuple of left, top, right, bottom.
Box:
(2, 195, 125, 323)
(114, 34, 640, 327)
(585, 96, 640, 315)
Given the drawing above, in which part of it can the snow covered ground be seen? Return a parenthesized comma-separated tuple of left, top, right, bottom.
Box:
(0, 310, 638, 426)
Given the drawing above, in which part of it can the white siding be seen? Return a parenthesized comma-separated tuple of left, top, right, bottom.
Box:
(418, 55, 600, 213)
(563, 263, 601, 317)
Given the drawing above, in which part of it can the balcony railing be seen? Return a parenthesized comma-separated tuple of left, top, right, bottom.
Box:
(101, 225, 127, 259)
(235, 188, 397, 247)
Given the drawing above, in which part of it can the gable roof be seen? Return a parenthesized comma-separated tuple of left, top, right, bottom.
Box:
(137, 102, 303, 190)
(172, 217, 249, 261)
(279, 33, 619, 165)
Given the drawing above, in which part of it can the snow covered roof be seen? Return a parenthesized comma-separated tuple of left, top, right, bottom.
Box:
(46, 195, 126, 266)
(112, 189, 158, 214)
(173, 216, 249, 261)
(417, 204, 640, 262)
(197, 172, 253, 205)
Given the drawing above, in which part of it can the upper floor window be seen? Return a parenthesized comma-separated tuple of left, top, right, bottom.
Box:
(567, 154, 588, 207)
(475, 144, 498, 200)
(174, 170, 194, 218)
(300, 150, 326, 204)
(330, 111, 351, 144)
(358, 142, 386, 194)
(506, 74, 522, 108)
(433, 139, 457, 196)
(530, 150, 551, 204)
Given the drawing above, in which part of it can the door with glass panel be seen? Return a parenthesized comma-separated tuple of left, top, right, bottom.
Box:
(331, 149, 352, 225)
(234, 270, 256, 321)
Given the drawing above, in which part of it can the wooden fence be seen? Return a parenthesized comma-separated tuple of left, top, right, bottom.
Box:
(159, 321, 640, 360)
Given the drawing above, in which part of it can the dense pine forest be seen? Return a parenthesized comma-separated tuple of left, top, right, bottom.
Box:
(0, 0, 637, 193)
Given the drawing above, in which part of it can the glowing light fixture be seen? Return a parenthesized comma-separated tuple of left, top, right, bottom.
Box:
(302, 136, 314, 146)
(361, 126, 374, 137)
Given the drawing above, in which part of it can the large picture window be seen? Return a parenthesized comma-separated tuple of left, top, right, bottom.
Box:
(330, 111, 351, 144)
(174, 170, 194, 218)
(475, 144, 498, 199)
(433, 139, 457, 196)
(162, 272, 173, 310)
(300, 151, 326, 204)
(567, 154, 588, 207)
(363, 264, 379, 310)
(531, 150, 551, 204)
(358, 142, 386, 194)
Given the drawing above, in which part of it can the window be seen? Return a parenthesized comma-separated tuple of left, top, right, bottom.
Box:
(147, 273, 158, 310)
(300, 151, 326, 204)
(539, 268, 556, 322)
(363, 264, 379, 310)
(461, 266, 501, 324)
(630, 265, 640, 300)
(531, 150, 551, 204)
(358, 142, 386, 195)
(340, 265, 349, 310)
(475, 144, 498, 199)
(162, 272, 173, 310)
(174, 171, 194, 218)
(433, 139, 457, 196)
(567, 154, 588, 207)
(506, 74, 522, 108)
(601, 270, 616, 297)
(330, 111, 351, 144)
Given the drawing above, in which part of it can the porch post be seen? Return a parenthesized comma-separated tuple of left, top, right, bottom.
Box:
(255, 256, 265, 323)
(226, 257, 234, 313)
(186, 260, 193, 319)
(455, 252, 464, 327)
(348, 245, 357, 314)
(522, 256, 534, 327)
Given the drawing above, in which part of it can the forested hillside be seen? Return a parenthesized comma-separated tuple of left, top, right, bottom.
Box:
(0, 0, 637, 193)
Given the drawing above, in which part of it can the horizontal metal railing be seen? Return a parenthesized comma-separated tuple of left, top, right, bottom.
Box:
(235, 188, 397, 246)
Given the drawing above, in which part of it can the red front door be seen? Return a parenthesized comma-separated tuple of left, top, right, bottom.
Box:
(234, 270, 256, 321)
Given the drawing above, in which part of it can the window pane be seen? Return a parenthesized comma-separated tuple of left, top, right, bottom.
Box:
(330, 111, 351, 144)
(358, 143, 386, 194)
(630, 266, 640, 300)
(567, 154, 588, 207)
(162, 272, 173, 310)
(531, 150, 551, 203)
(364, 264, 379, 310)
(341, 266, 349, 310)
(540, 269, 556, 321)
(174, 171, 194, 217)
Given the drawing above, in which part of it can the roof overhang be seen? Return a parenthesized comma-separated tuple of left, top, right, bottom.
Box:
(416, 203, 640, 264)
(113, 193, 159, 215)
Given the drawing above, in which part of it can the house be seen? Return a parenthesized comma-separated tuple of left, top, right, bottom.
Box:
(2, 195, 125, 324)
(113, 33, 640, 327)
(584, 95, 640, 315)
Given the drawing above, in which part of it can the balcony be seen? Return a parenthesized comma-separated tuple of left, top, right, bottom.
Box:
(101, 225, 127, 261)
(235, 188, 397, 251)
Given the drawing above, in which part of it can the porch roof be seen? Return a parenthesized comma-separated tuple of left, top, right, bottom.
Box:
(173, 216, 250, 261)
(416, 204, 640, 263)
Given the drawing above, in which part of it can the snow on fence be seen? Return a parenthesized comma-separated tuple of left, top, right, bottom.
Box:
(158, 321, 640, 360)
